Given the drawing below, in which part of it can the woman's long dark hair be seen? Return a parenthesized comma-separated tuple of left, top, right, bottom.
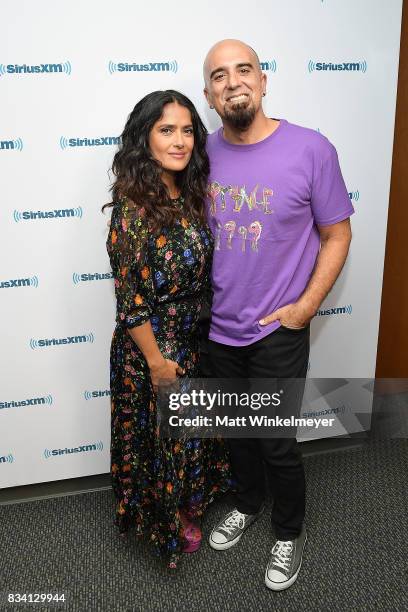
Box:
(104, 90, 210, 232)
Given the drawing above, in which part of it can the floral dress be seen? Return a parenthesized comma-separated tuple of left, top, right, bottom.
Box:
(106, 197, 231, 566)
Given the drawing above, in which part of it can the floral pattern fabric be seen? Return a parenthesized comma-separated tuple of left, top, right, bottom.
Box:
(106, 197, 231, 565)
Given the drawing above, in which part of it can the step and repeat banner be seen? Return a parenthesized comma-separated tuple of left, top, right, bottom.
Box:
(0, 0, 403, 487)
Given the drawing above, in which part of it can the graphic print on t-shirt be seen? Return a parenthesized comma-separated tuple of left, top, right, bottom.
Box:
(207, 181, 275, 252)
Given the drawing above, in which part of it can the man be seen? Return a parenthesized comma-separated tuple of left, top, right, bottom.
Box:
(202, 39, 353, 591)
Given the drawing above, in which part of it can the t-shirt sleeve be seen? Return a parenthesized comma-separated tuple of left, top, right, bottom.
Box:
(310, 139, 355, 226)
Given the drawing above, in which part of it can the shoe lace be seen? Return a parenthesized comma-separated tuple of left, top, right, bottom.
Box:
(219, 509, 247, 535)
(270, 540, 294, 571)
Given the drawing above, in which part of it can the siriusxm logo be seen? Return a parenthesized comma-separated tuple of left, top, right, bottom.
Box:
(13, 207, 83, 222)
(84, 389, 111, 400)
(315, 305, 352, 317)
(0, 453, 14, 464)
(302, 404, 346, 419)
(0, 395, 53, 410)
(29, 333, 95, 349)
(1, 276, 38, 289)
(349, 190, 360, 201)
(60, 136, 120, 149)
(44, 441, 103, 458)
(0, 62, 71, 76)
(73, 272, 113, 284)
(1, 137, 23, 151)
(108, 60, 178, 74)
(260, 60, 277, 72)
(308, 60, 367, 73)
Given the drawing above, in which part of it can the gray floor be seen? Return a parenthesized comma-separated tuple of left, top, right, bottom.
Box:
(1, 435, 407, 612)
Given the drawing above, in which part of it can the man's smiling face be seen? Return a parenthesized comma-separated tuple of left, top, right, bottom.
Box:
(204, 40, 266, 130)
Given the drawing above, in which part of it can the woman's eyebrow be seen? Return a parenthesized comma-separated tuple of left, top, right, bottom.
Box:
(157, 123, 193, 128)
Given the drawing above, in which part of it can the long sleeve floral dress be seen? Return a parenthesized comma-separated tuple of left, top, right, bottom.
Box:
(106, 197, 231, 565)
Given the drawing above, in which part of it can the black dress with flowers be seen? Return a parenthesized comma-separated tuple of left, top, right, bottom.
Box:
(106, 197, 230, 564)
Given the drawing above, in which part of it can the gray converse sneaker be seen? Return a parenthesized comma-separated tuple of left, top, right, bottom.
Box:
(265, 524, 307, 591)
(209, 507, 264, 550)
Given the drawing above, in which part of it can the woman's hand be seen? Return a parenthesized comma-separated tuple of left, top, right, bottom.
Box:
(127, 323, 185, 391)
(149, 357, 185, 391)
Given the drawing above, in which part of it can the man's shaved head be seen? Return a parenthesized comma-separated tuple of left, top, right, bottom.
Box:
(203, 39, 267, 132)
(203, 39, 261, 85)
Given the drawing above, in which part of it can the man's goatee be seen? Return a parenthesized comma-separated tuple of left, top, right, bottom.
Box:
(224, 104, 256, 130)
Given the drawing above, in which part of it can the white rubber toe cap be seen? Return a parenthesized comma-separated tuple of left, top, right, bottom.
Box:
(210, 531, 228, 545)
(266, 569, 286, 583)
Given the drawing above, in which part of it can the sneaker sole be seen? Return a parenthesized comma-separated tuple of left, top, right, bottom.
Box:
(209, 507, 264, 551)
(264, 532, 307, 591)
(209, 530, 244, 551)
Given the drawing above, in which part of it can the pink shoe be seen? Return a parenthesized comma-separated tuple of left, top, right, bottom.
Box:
(180, 510, 202, 553)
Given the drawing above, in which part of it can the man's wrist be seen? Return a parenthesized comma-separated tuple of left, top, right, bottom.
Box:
(296, 295, 320, 319)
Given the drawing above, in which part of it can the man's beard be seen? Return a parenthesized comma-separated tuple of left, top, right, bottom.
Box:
(223, 101, 256, 130)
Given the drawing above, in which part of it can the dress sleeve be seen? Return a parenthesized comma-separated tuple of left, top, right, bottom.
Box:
(107, 201, 155, 329)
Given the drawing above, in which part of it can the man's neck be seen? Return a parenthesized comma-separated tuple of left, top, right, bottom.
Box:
(222, 114, 280, 145)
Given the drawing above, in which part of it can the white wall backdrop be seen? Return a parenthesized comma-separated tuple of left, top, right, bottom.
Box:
(0, 0, 403, 487)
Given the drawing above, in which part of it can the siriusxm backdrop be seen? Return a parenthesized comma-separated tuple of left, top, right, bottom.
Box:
(0, 0, 403, 487)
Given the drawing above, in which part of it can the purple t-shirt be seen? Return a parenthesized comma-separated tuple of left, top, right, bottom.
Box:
(206, 118, 354, 346)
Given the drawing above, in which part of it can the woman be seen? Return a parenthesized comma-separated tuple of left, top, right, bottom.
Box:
(105, 90, 230, 568)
